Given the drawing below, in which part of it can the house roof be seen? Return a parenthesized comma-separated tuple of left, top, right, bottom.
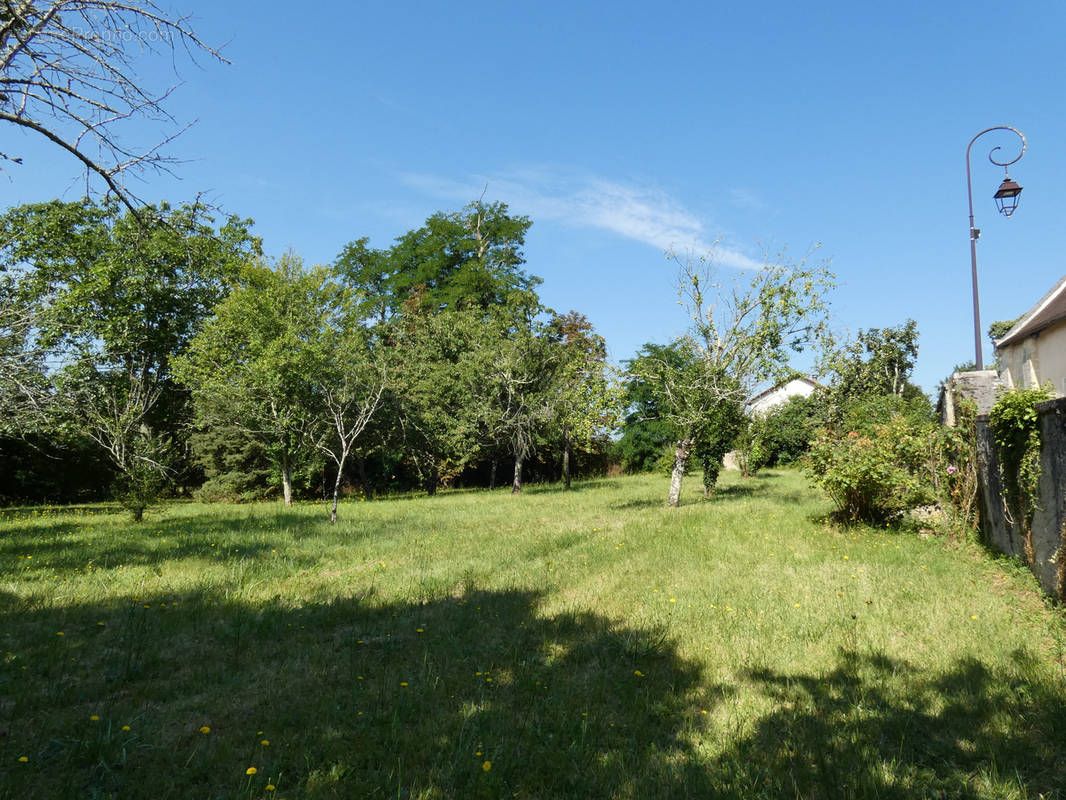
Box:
(746, 376, 820, 405)
(995, 274, 1066, 348)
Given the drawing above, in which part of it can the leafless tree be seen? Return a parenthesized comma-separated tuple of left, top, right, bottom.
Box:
(0, 1, 226, 212)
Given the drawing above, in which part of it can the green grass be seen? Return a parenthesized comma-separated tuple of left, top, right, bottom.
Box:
(1, 470, 1064, 799)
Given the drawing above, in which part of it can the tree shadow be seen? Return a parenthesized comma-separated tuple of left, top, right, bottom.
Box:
(0, 510, 349, 574)
(0, 586, 719, 799)
(708, 648, 1066, 798)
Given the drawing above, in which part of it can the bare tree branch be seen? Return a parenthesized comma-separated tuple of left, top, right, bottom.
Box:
(0, 0, 227, 211)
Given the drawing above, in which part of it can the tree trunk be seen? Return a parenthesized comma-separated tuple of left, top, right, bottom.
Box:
(355, 454, 371, 498)
(562, 428, 572, 490)
(512, 454, 524, 494)
(667, 437, 693, 507)
(280, 447, 293, 507)
(489, 459, 497, 490)
(425, 461, 439, 496)
(329, 450, 350, 525)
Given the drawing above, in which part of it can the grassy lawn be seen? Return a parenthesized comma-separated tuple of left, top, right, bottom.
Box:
(1, 470, 1064, 799)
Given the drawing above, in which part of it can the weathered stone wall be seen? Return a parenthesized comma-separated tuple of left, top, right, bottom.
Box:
(975, 396, 1066, 600)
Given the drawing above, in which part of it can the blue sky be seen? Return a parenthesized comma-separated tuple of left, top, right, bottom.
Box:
(7, 0, 1066, 393)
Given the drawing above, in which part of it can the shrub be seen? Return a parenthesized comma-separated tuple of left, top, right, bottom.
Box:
(758, 394, 821, 466)
(805, 406, 937, 523)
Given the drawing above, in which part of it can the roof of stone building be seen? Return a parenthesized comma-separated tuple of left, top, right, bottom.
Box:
(995, 274, 1066, 348)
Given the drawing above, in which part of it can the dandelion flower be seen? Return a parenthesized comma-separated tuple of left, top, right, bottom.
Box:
(266, 785, 276, 792)
(633, 670, 644, 677)
(260, 739, 270, 746)
(18, 756, 28, 762)
(200, 726, 211, 735)
(90, 715, 100, 721)
(246, 767, 257, 775)
(121, 725, 131, 731)
(482, 760, 492, 772)
(400, 682, 408, 687)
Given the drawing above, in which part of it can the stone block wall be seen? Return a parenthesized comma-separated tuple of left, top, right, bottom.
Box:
(975, 396, 1066, 601)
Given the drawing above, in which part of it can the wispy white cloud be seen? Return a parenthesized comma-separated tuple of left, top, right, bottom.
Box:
(398, 167, 762, 270)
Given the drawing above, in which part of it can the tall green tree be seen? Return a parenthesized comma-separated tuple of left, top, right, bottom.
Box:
(390, 307, 498, 494)
(175, 253, 328, 506)
(0, 198, 259, 504)
(615, 342, 689, 473)
(546, 311, 620, 489)
(335, 200, 542, 320)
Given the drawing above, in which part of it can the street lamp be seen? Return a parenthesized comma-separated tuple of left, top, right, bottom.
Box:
(966, 126, 1026, 370)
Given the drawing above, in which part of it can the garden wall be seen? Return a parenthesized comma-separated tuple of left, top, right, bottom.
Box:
(975, 396, 1066, 601)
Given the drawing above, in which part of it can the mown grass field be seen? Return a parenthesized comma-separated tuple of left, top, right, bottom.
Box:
(1, 470, 1064, 799)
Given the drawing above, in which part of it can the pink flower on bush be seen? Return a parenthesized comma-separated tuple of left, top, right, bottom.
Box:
(946, 465, 957, 475)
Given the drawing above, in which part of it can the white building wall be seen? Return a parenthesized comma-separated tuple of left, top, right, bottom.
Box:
(998, 318, 1066, 397)
(748, 378, 817, 416)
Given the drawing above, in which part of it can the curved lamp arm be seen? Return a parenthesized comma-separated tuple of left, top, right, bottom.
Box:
(964, 126, 1026, 370)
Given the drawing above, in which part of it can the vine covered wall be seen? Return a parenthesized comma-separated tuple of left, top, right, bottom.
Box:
(975, 396, 1066, 601)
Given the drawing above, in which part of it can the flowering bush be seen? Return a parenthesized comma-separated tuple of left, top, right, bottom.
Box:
(805, 412, 937, 523)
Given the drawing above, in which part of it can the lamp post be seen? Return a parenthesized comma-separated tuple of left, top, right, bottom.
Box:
(966, 126, 1026, 369)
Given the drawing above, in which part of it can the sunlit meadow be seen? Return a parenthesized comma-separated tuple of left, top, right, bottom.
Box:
(1, 470, 1064, 799)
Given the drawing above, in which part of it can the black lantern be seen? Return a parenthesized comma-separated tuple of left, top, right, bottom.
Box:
(994, 175, 1023, 217)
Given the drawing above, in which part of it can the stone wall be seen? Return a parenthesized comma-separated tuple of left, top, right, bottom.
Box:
(975, 396, 1066, 601)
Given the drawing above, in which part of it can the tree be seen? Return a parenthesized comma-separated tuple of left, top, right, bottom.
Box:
(390, 307, 497, 494)
(335, 200, 542, 321)
(176, 253, 327, 506)
(757, 393, 820, 466)
(0, 1, 225, 212)
(816, 319, 924, 428)
(632, 249, 833, 507)
(545, 311, 620, 490)
(487, 315, 560, 494)
(615, 342, 689, 473)
(0, 278, 52, 436)
(310, 318, 387, 524)
(0, 198, 257, 500)
(61, 362, 172, 519)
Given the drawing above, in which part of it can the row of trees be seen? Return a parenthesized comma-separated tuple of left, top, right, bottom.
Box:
(0, 198, 617, 518)
(14, 193, 946, 519)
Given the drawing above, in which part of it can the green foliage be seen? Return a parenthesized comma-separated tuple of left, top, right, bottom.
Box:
(805, 398, 937, 523)
(757, 394, 821, 466)
(335, 200, 541, 321)
(935, 397, 980, 533)
(190, 423, 275, 502)
(818, 319, 923, 426)
(0, 197, 259, 491)
(695, 398, 745, 491)
(731, 416, 768, 478)
(113, 435, 172, 522)
(988, 384, 1053, 525)
(615, 342, 687, 473)
(175, 253, 336, 504)
(987, 317, 1021, 343)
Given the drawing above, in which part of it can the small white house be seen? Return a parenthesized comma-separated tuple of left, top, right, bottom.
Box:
(994, 274, 1066, 398)
(746, 377, 819, 416)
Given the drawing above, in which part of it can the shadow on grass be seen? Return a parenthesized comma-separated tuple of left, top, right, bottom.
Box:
(0, 510, 356, 574)
(0, 586, 718, 800)
(1, 584, 1064, 799)
(711, 648, 1066, 798)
